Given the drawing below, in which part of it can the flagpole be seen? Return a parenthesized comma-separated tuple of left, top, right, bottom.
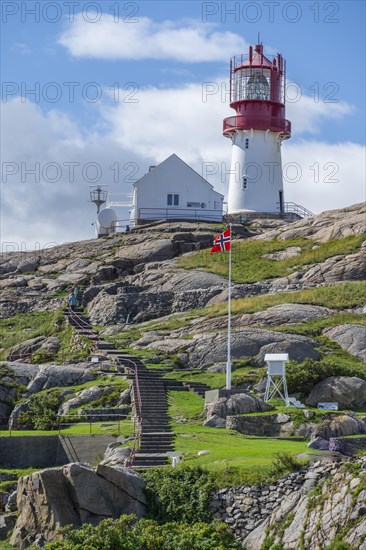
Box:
(226, 223, 232, 390)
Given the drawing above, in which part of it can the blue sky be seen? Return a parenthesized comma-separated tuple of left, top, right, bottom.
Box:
(1, 0, 365, 246)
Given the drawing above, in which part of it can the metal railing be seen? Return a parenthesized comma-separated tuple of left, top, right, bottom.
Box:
(66, 303, 101, 353)
(136, 208, 223, 223)
(113, 357, 143, 468)
(284, 202, 314, 218)
(223, 114, 291, 135)
(1, 414, 127, 435)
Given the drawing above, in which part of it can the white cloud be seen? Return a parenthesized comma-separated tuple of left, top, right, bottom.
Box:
(0, 98, 147, 248)
(283, 141, 366, 212)
(1, 84, 364, 247)
(286, 92, 353, 135)
(58, 16, 247, 62)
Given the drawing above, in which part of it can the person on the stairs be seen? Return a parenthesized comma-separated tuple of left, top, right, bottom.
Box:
(68, 292, 77, 311)
(73, 286, 80, 306)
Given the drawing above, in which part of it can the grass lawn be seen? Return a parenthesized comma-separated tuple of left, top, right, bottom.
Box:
(0, 418, 134, 437)
(167, 391, 310, 486)
(164, 366, 264, 390)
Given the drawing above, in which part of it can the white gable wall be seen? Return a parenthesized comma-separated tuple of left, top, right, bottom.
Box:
(131, 155, 223, 224)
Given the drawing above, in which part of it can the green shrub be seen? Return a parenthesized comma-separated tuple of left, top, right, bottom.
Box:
(286, 358, 366, 396)
(270, 452, 303, 477)
(39, 515, 241, 550)
(17, 390, 62, 430)
(141, 466, 215, 524)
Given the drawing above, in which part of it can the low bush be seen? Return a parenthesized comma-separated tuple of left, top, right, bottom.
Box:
(17, 390, 62, 430)
(39, 515, 241, 550)
(270, 452, 303, 477)
(141, 466, 215, 524)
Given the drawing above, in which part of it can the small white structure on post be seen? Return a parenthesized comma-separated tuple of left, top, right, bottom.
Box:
(264, 353, 289, 406)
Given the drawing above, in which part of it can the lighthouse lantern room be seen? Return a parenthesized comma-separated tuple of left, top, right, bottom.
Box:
(224, 43, 291, 215)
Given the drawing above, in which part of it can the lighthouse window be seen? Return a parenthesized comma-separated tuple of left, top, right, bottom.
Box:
(245, 139, 249, 149)
(167, 194, 179, 206)
(242, 177, 247, 189)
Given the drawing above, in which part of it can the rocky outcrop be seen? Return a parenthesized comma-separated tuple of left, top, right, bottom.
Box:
(172, 329, 320, 368)
(239, 303, 333, 326)
(254, 202, 366, 242)
(206, 393, 272, 421)
(100, 441, 131, 466)
(59, 385, 115, 415)
(306, 376, 366, 409)
(25, 364, 96, 395)
(324, 324, 366, 361)
(86, 270, 227, 325)
(7, 336, 60, 361)
(10, 463, 146, 548)
(313, 414, 366, 440)
(226, 413, 295, 436)
(244, 457, 366, 550)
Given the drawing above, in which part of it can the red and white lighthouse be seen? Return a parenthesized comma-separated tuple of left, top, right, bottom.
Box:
(224, 43, 291, 215)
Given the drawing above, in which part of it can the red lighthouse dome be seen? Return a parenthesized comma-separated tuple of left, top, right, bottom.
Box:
(223, 43, 291, 138)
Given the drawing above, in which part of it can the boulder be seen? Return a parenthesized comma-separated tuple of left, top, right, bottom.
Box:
(25, 364, 96, 395)
(314, 415, 366, 440)
(206, 393, 272, 420)
(8, 401, 30, 429)
(307, 437, 330, 450)
(59, 385, 115, 415)
(226, 413, 294, 436)
(117, 389, 131, 406)
(100, 443, 131, 466)
(323, 324, 366, 361)
(306, 376, 366, 409)
(203, 414, 226, 428)
(207, 363, 227, 373)
(7, 336, 60, 361)
(10, 463, 146, 548)
(17, 260, 38, 273)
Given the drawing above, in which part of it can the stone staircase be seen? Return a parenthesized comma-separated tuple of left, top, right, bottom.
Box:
(163, 378, 211, 398)
(64, 306, 212, 468)
(117, 357, 174, 467)
(64, 306, 175, 468)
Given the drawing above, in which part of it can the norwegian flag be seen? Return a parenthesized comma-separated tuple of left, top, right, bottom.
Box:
(210, 228, 231, 255)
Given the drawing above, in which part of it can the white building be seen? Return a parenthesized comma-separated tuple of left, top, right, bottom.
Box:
(130, 154, 224, 225)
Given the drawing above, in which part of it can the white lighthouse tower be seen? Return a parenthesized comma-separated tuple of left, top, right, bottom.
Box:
(224, 42, 291, 215)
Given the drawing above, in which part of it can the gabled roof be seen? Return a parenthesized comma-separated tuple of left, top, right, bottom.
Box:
(133, 153, 224, 198)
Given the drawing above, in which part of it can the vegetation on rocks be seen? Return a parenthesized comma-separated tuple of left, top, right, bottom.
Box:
(141, 467, 215, 524)
(286, 357, 366, 396)
(206, 280, 366, 318)
(0, 310, 63, 361)
(178, 235, 365, 283)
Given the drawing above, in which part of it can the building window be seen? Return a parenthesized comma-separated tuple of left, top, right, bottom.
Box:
(167, 193, 179, 206)
(241, 177, 247, 189)
(245, 138, 249, 149)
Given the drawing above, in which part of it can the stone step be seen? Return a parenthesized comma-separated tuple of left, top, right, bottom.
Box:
(96, 343, 116, 350)
(133, 455, 169, 466)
